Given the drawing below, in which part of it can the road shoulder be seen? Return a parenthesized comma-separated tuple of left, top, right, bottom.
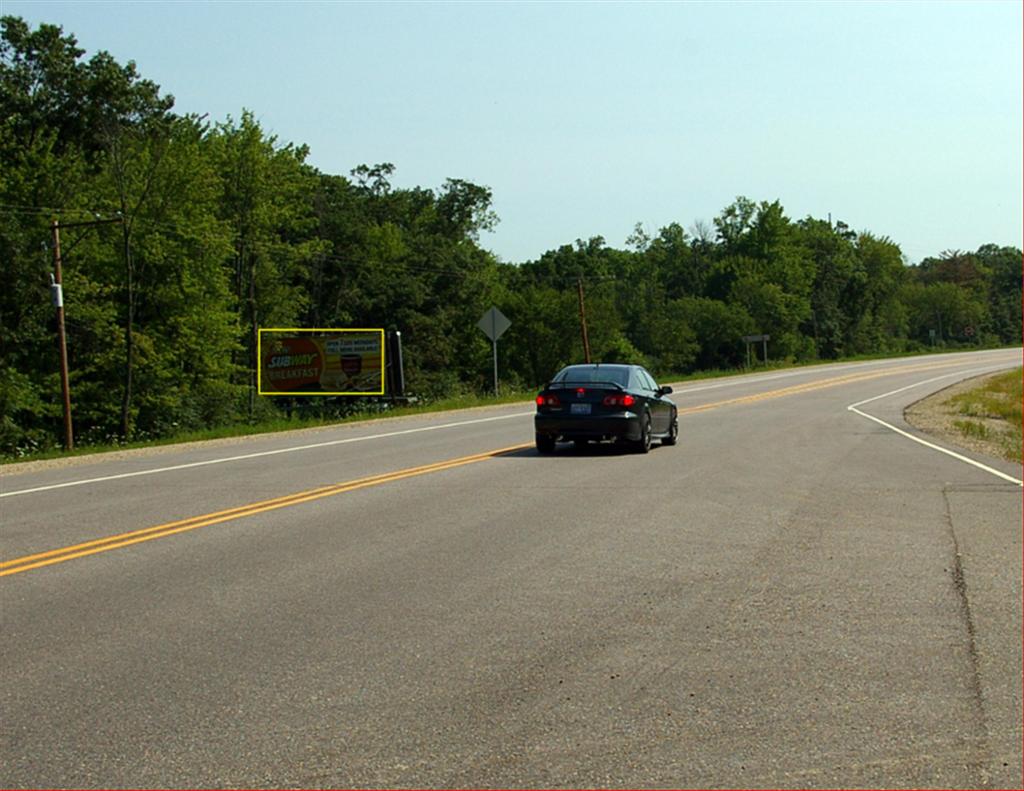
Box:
(904, 371, 1020, 464)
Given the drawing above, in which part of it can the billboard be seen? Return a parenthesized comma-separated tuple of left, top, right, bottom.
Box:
(258, 328, 385, 396)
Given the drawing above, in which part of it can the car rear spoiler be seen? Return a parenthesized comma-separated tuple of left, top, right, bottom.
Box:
(544, 380, 625, 391)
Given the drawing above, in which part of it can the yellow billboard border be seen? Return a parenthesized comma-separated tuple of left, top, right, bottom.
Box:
(257, 327, 386, 396)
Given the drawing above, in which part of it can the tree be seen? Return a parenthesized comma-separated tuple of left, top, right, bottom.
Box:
(845, 234, 908, 353)
(434, 178, 498, 242)
(681, 297, 755, 370)
(210, 111, 327, 417)
(106, 117, 240, 436)
(713, 195, 757, 251)
(1, 16, 172, 162)
(796, 217, 858, 358)
(975, 244, 1022, 344)
(902, 281, 983, 346)
(644, 222, 703, 299)
(1, 16, 86, 155)
(97, 108, 175, 438)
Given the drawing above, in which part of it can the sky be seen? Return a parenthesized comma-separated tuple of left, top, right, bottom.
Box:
(3, 0, 1021, 264)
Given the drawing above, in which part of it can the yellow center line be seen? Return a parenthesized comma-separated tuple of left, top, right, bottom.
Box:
(1, 443, 531, 577)
(1, 358, 969, 578)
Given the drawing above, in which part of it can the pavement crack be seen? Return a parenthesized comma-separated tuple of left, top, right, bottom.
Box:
(941, 484, 994, 788)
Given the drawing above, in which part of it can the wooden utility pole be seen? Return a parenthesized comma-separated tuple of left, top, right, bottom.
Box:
(577, 277, 592, 363)
(51, 221, 74, 451)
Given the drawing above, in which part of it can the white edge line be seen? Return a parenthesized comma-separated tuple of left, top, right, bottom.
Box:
(848, 365, 999, 409)
(846, 366, 1023, 487)
(0, 411, 534, 499)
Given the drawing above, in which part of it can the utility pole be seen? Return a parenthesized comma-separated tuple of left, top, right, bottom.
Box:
(50, 221, 73, 451)
(577, 276, 592, 364)
(49, 215, 124, 451)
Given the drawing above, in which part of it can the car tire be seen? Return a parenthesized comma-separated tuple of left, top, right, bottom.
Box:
(536, 432, 556, 454)
(662, 414, 679, 446)
(635, 413, 652, 454)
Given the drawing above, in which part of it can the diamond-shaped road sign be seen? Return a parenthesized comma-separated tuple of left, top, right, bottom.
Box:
(477, 306, 511, 341)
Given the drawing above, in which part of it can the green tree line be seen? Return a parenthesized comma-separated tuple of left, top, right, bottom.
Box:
(2, 17, 1020, 456)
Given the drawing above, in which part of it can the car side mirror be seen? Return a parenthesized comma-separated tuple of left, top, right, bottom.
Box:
(658, 386, 673, 396)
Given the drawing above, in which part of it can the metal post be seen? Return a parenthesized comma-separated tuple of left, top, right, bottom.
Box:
(51, 220, 74, 451)
(762, 337, 768, 364)
(387, 330, 406, 398)
(492, 338, 499, 396)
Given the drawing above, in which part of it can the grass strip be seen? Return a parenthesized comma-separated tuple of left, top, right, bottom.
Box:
(944, 368, 1022, 462)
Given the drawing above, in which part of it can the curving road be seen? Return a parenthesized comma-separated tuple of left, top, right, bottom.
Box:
(1, 349, 1021, 788)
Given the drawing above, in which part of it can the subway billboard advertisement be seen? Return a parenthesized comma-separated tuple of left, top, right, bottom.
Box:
(258, 328, 384, 395)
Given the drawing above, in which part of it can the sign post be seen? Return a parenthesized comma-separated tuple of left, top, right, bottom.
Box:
(477, 306, 511, 396)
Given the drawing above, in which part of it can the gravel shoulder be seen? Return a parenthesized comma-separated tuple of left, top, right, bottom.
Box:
(904, 370, 1020, 462)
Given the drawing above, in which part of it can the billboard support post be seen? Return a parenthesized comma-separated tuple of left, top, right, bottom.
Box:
(387, 330, 406, 398)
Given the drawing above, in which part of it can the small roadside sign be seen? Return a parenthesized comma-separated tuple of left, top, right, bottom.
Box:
(477, 306, 511, 341)
(477, 306, 511, 395)
(742, 333, 770, 367)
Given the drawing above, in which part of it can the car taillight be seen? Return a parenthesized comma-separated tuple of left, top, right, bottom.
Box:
(602, 394, 636, 407)
(537, 394, 561, 407)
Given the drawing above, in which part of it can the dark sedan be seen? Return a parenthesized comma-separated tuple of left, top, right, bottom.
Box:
(534, 363, 678, 454)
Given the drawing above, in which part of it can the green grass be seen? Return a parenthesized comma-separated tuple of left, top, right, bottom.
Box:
(944, 368, 1023, 462)
(946, 369, 1023, 422)
(952, 419, 992, 441)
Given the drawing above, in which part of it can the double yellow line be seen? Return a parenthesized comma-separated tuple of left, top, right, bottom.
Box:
(2, 358, 967, 578)
(0, 443, 530, 578)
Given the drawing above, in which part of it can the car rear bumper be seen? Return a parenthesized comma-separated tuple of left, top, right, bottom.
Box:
(535, 411, 641, 441)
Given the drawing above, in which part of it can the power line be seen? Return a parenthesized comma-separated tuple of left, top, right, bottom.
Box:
(4, 204, 623, 285)
(0, 204, 117, 218)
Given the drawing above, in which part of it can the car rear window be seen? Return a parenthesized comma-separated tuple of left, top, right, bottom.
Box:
(551, 366, 630, 386)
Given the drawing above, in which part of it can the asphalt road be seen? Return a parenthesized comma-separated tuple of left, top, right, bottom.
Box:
(2, 349, 1021, 789)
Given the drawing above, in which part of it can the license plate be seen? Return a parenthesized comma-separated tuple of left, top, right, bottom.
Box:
(571, 403, 591, 415)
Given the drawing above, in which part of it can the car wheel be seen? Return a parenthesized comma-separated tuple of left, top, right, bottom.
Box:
(635, 413, 652, 454)
(662, 414, 679, 446)
(536, 432, 556, 454)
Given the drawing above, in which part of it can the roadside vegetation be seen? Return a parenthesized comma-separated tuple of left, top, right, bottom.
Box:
(944, 368, 1023, 463)
(2, 16, 1022, 461)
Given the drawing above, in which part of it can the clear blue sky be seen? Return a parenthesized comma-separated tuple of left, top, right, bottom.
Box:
(4, 0, 1021, 264)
